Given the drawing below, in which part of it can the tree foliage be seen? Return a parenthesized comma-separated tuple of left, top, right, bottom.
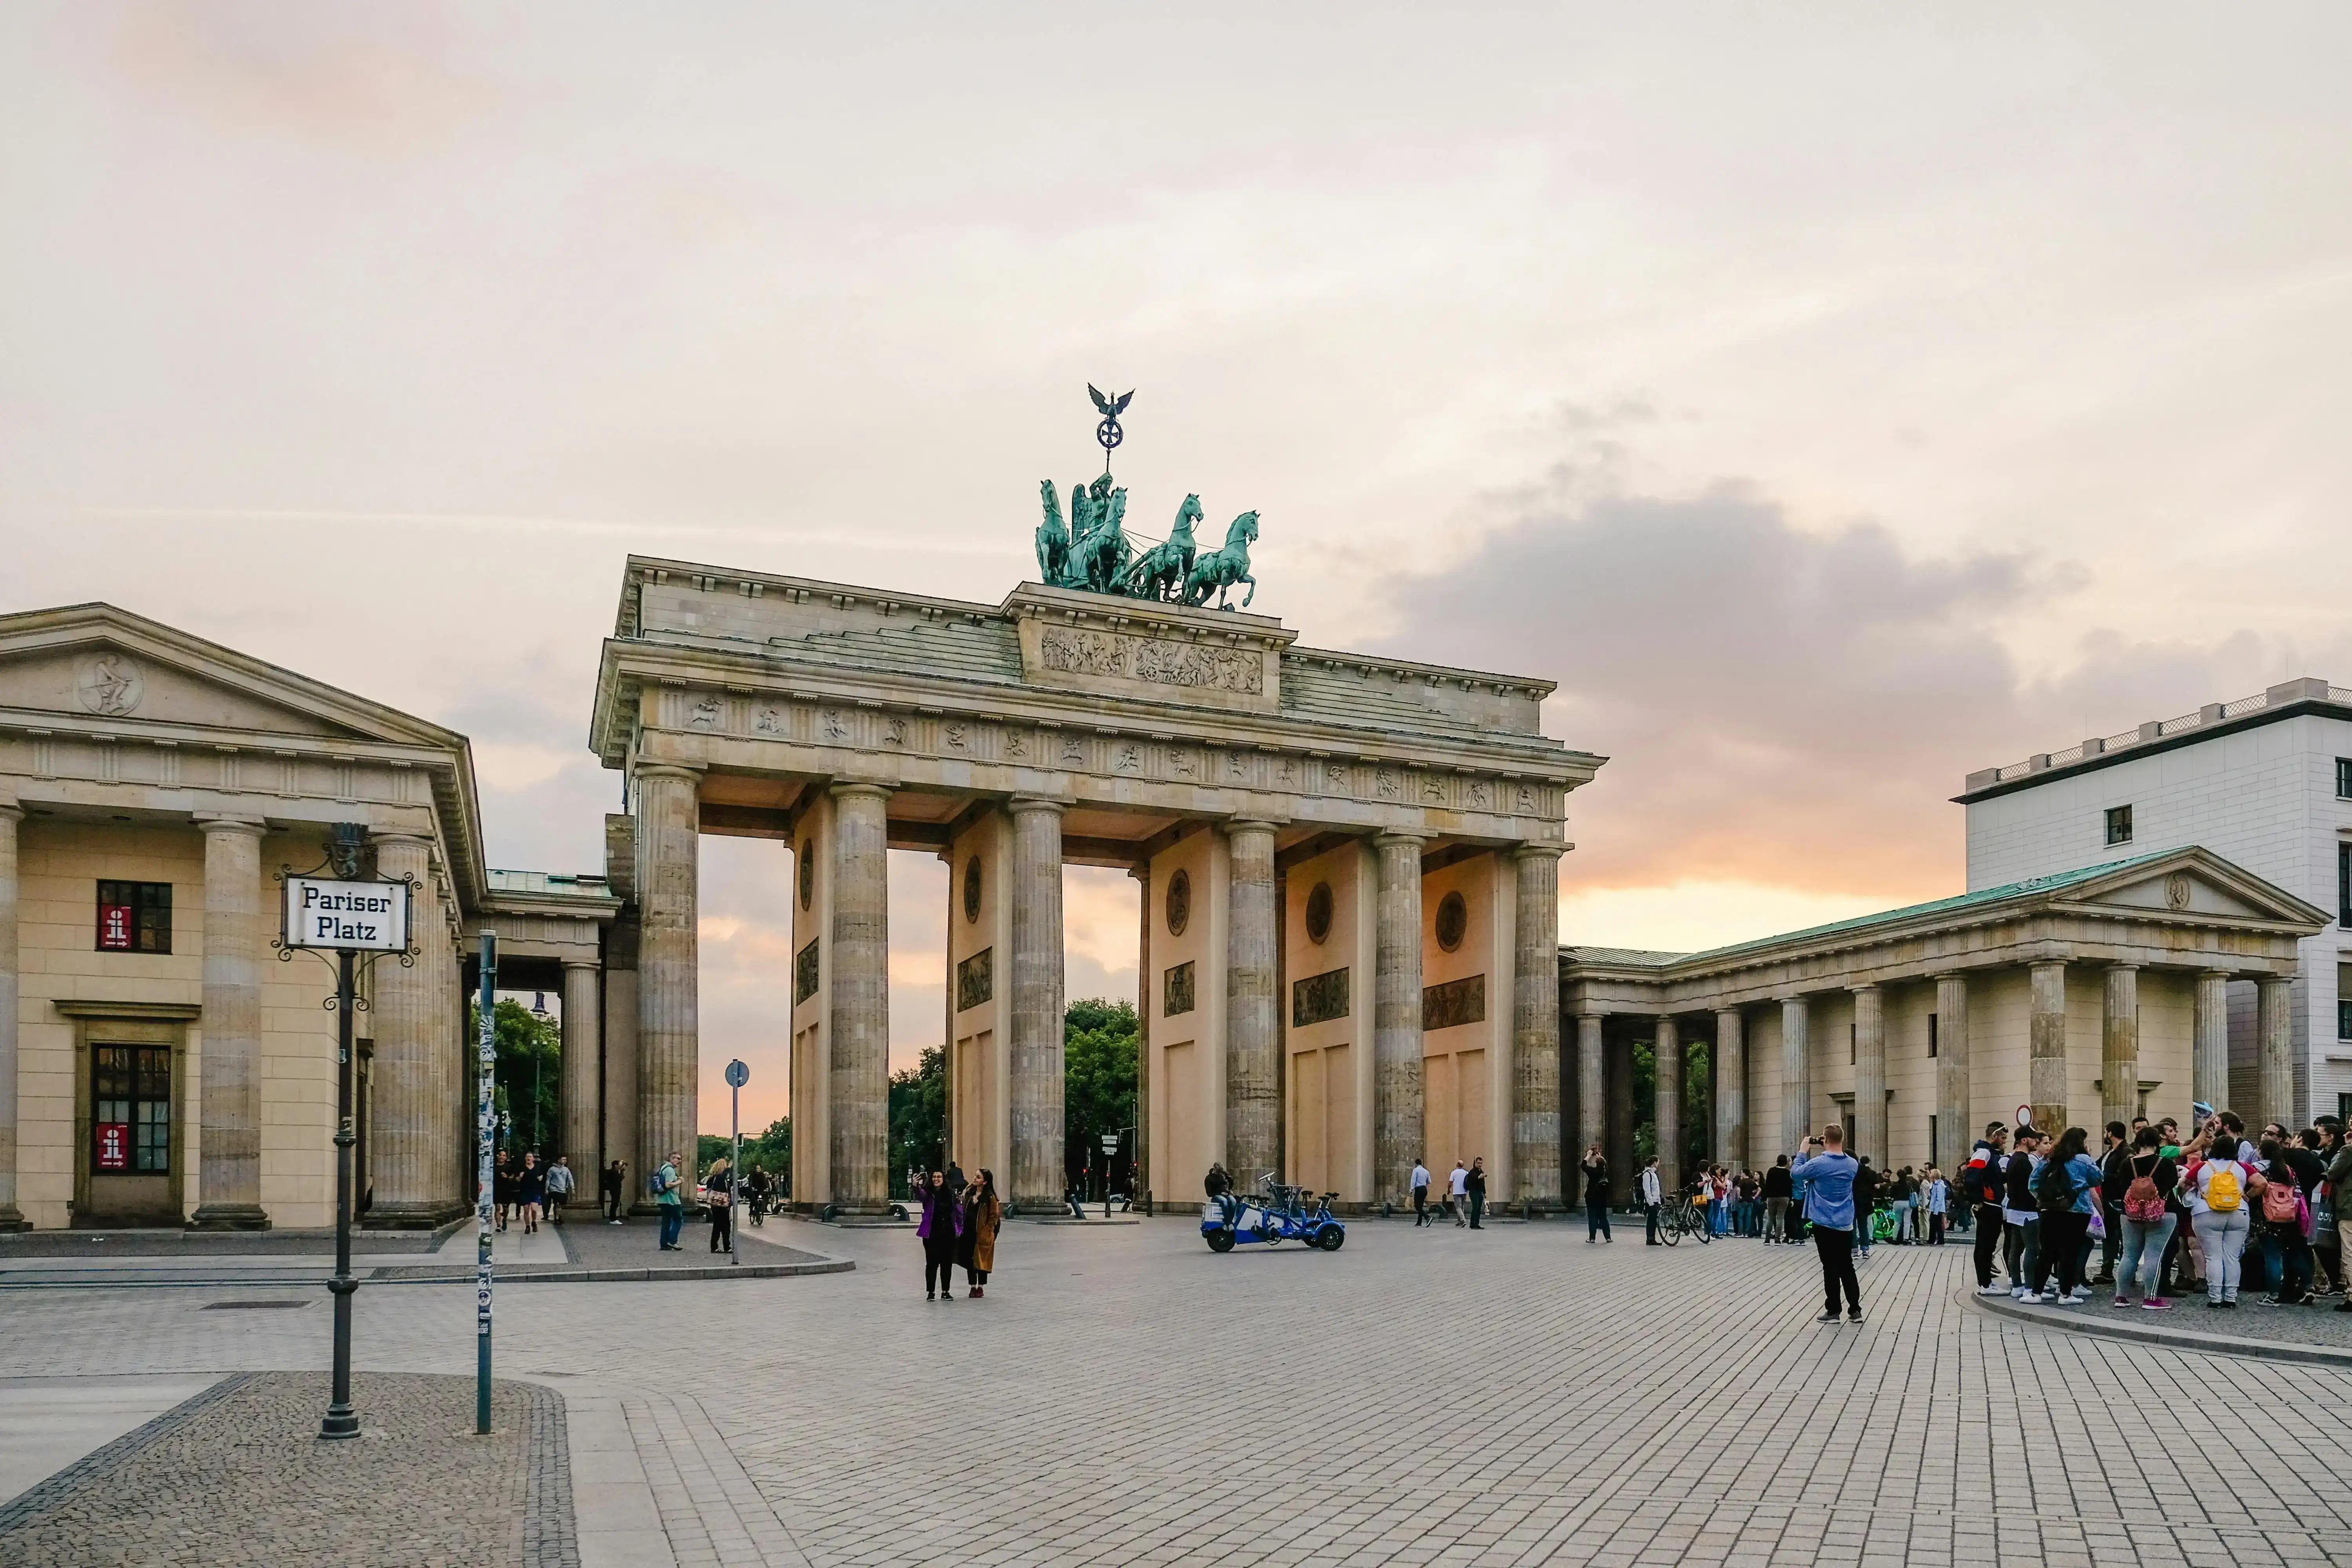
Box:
(888, 1045, 947, 1198)
(1064, 998, 1138, 1197)
(469, 998, 561, 1159)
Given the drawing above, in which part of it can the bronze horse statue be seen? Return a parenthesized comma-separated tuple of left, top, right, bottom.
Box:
(1035, 480, 1069, 585)
(1124, 494, 1201, 603)
(1066, 474, 1131, 593)
(1182, 511, 1259, 609)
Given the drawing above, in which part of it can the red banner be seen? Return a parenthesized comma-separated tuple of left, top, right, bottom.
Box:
(95, 1122, 129, 1171)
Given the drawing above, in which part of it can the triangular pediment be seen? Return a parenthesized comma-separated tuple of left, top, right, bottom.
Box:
(0, 604, 461, 751)
(2058, 847, 2331, 927)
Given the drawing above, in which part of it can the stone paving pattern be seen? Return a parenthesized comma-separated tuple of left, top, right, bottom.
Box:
(2, 1221, 2348, 1565)
(0, 1371, 573, 1567)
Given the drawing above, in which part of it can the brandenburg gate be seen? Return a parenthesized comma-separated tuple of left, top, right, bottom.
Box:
(588, 535, 1597, 1214)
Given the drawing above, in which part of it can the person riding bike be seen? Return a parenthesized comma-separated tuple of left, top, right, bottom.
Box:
(1205, 1162, 1236, 1227)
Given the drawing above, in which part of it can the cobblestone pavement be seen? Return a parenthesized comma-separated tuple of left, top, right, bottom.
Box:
(2, 1220, 2347, 1566)
(0, 1370, 572, 1566)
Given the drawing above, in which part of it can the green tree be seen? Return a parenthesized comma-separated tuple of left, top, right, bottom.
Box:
(470, 998, 560, 1158)
(1065, 998, 1138, 1199)
(887, 1045, 947, 1198)
(1630, 1035, 1711, 1181)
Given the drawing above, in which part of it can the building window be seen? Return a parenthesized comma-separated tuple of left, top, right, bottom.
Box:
(1848, 1022, 1856, 1065)
(95, 882, 171, 953)
(93, 1044, 171, 1173)
(2338, 757, 2352, 799)
(2341, 842, 2351, 928)
(2340, 998, 2352, 1043)
(2105, 805, 2134, 847)
(1928, 1013, 1939, 1059)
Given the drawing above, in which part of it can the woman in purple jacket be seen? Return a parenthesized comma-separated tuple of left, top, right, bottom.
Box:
(917, 1169, 964, 1301)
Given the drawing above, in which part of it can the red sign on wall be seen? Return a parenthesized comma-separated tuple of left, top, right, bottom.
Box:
(95, 1122, 129, 1171)
(98, 904, 132, 951)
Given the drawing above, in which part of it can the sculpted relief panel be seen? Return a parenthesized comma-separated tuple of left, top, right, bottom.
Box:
(1037, 628, 1263, 696)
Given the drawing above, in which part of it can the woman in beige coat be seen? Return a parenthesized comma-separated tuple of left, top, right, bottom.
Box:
(961, 1169, 1002, 1298)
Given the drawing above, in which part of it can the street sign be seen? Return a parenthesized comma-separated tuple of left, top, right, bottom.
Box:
(284, 877, 410, 951)
(1100, 1134, 1119, 1153)
(726, 1059, 750, 1089)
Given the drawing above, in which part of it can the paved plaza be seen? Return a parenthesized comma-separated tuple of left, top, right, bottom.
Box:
(0, 1218, 2344, 1567)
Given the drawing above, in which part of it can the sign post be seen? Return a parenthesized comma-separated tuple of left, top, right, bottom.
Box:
(1101, 1133, 1119, 1219)
(477, 933, 497, 1434)
(276, 835, 413, 1443)
(725, 1060, 749, 1265)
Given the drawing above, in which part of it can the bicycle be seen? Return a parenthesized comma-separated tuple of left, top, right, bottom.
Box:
(1659, 1187, 1712, 1246)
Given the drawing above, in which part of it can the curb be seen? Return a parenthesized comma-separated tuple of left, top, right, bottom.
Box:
(0, 1258, 856, 1291)
(1964, 1286, 2352, 1368)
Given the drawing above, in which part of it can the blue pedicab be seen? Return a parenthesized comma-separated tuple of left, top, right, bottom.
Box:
(1202, 1175, 1346, 1253)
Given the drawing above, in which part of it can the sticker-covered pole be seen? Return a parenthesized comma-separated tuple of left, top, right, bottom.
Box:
(319, 945, 361, 1438)
(476, 932, 497, 1434)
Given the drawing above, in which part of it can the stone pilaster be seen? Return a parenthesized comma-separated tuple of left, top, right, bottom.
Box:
(1654, 1016, 1681, 1183)
(829, 782, 892, 1212)
(366, 832, 449, 1227)
(1576, 1013, 1605, 1203)
(635, 765, 701, 1211)
(1712, 1008, 1744, 1171)
(189, 815, 269, 1230)
(2192, 970, 2230, 1114)
(1850, 984, 1885, 1166)
(0, 803, 24, 1231)
(2102, 964, 2140, 1132)
(2258, 975, 2295, 1129)
(1510, 845, 1563, 1212)
(1934, 973, 1969, 1170)
(2028, 960, 2068, 1134)
(1372, 832, 1425, 1208)
(561, 958, 601, 1172)
(1132, 862, 1151, 1206)
(1223, 819, 1279, 1188)
(1779, 997, 1810, 1156)
(1008, 796, 1065, 1212)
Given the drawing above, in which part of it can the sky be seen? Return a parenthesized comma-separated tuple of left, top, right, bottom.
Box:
(5, 4, 2349, 1132)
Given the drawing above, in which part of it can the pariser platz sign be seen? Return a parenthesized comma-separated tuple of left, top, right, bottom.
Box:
(283, 876, 412, 952)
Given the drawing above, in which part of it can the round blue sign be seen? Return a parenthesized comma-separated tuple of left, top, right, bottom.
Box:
(725, 1059, 750, 1089)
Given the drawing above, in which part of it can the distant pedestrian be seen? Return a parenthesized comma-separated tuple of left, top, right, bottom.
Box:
(545, 1155, 575, 1224)
(1792, 1127, 1862, 1323)
(1926, 1169, 1947, 1245)
(516, 1152, 546, 1235)
(2093, 1121, 2131, 1285)
(1449, 1160, 1469, 1227)
(2004, 1127, 2044, 1299)
(1641, 1157, 1664, 1245)
(1968, 1125, 2008, 1294)
(917, 1169, 962, 1300)
(1852, 1158, 1877, 1258)
(1763, 1156, 1793, 1244)
(1411, 1159, 1432, 1227)
(705, 1156, 734, 1254)
(1466, 1158, 1487, 1229)
(961, 1169, 1001, 1298)
(2114, 1126, 2179, 1310)
(494, 1151, 515, 1232)
(653, 1151, 685, 1250)
(2328, 1125, 2352, 1313)
(1581, 1146, 1612, 1242)
(2182, 1132, 2256, 1307)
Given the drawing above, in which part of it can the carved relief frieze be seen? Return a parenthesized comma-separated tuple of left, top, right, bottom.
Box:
(1036, 626, 1265, 695)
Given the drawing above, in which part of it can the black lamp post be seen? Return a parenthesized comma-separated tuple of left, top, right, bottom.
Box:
(530, 992, 550, 1151)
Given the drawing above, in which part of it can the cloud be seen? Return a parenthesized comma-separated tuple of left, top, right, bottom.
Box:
(1377, 479, 2352, 902)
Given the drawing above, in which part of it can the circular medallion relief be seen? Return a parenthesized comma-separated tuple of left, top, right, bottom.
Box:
(77, 654, 144, 717)
(1434, 889, 1468, 953)
(1165, 868, 1191, 938)
(2165, 872, 2193, 911)
(799, 840, 814, 911)
(1304, 881, 1334, 945)
(964, 856, 983, 923)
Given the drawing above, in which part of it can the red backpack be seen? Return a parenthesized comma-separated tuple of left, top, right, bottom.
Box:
(2122, 1155, 2167, 1224)
(2260, 1171, 2302, 1225)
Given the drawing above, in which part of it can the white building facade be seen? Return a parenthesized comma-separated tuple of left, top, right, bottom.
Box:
(1960, 677, 2352, 1126)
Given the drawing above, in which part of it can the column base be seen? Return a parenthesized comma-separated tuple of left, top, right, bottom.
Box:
(0, 1205, 29, 1234)
(1007, 1196, 1072, 1217)
(361, 1200, 471, 1231)
(185, 1204, 272, 1233)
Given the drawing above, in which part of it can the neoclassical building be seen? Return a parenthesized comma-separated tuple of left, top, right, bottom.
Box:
(0, 604, 613, 1232)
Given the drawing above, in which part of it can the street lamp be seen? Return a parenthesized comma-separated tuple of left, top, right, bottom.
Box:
(529, 992, 550, 1151)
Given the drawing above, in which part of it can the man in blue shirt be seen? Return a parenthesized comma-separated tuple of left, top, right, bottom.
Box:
(1792, 1126, 1863, 1323)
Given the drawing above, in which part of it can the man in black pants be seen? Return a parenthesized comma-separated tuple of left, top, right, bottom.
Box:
(1968, 1124, 2009, 1295)
(1793, 1128, 1862, 1322)
(2003, 1127, 2042, 1297)
(2092, 1122, 2131, 1285)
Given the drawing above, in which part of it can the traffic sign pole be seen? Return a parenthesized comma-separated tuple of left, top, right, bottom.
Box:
(726, 1060, 749, 1264)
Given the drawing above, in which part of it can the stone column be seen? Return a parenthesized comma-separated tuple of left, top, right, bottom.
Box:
(1779, 997, 1810, 1156)
(2028, 960, 2068, 1134)
(2192, 971, 2230, 1115)
(1510, 845, 1564, 1213)
(366, 832, 443, 1226)
(2102, 964, 2140, 1132)
(1851, 984, 1885, 1166)
(1654, 1016, 1681, 1183)
(1008, 797, 1066, 1212)
(1223, 820, 1280, 1188)
(190, 815, 269, 1230)
(0, 803, 24, 1231)
(561, 958, 601, 1172)
(1372, 832, 1425, 1208)
(2258, 975, 2295, 1129)
(1934, 973, 1969, 1171)
(1712, 1008, 1744, 1170)
(1576, 1014, 1604, 1201)
(829, 783, 892, 1213)
(635, 765, 701, 1210)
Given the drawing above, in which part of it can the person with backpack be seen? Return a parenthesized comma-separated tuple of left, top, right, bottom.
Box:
(2254, 1137, 2313, 1305)
(652, 1150, 686, 1251)
(2093, 1121, 2132, 1286)
(2004, 1127, 2044, 1299)
(1968, 1126, 2009, 1293)
(2113, 1126, 2179, 1310)
(2029, 1127, 2102, 1304)
(2182, 1134, 2258, 1307)
(704, 1154, 734, 1254)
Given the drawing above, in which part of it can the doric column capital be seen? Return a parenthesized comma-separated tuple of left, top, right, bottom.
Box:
(1372, 829, 1428, 850)
(1713, 1005, 1741, 1020)
(827, 780, 891, 804)
(2199, 968, 2235, 982)
(1007, 794, 1066, 818)
(2105, 960, 2142, 974)
(561, 956, 600, 973)
(633, 761, 704, 785)
(372, 829, 433, 848)
(193, 813, 267, 838)
(1847, 982, 1880, 996)
(1224, 817, 1281, 839)
(0, 800, 21, 824)
(1510, 840, 1567, 864)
